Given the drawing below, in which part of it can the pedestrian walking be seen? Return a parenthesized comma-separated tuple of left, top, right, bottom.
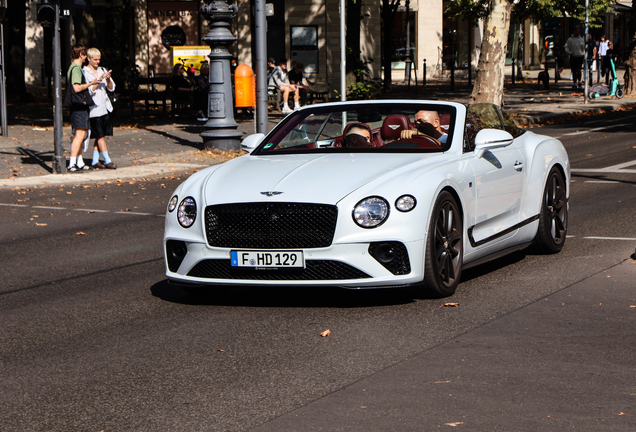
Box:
(65, 44, 99, 172)
(83, 48, 117, 169)
(597, 35, 608, 83)
(565, 28, 585, 89)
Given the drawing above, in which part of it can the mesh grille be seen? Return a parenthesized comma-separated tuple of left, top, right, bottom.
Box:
(368, 242, 411, 275)
(205, 203, 338, 249)
(165, 240, 186, 273)
(187, 259, 371, 280)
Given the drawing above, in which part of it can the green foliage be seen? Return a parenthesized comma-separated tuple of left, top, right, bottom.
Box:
(347, 79, 383, 100)
(445, 0, 490, 26)
(447, 0, 612, 27)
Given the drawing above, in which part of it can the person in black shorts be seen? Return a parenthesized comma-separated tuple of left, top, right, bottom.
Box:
(67, 45, 99, 172)
(83, 47, 117, 169)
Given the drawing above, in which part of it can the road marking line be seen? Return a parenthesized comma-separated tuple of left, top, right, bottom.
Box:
(32, 205, 68, 210)
(572, 159, 636, 174)
(74, 208, 110, 213)
(0, 203, 29, 207)
(584, 180, 619, 184)
(583, 236, 636, 241)
(562, 123, 632, 136)
(114, 211, 154, 215)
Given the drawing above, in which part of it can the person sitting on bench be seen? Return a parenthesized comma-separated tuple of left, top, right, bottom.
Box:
(268, 58, 301, 114)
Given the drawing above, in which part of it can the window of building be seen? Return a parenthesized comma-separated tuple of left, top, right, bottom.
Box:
(390, 10, 417, 70)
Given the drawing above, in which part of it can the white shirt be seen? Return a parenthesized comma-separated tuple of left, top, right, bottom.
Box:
(598, 41, 608, 57)
(565, 35, 585, 57)
(82, 66, 116, 118)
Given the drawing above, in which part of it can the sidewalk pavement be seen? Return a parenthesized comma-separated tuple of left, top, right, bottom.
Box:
(1, 66, 634, 189)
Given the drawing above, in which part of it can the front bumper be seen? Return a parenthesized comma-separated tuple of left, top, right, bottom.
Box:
(164, 240, 425, 288)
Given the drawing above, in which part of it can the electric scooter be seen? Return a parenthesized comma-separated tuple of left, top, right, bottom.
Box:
(588, 58, 624, 100)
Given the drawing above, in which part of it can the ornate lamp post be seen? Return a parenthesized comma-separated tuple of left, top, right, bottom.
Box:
(199, 1, 243, 150)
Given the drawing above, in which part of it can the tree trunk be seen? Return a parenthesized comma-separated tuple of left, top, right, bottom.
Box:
(624, 0, 636, 95)
(4, 0, 27, 98)
(469, 0, 513, 106)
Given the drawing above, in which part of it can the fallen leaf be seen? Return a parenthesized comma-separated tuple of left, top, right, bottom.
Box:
(35, 223, 47, 226)
(630, 305, 636, 308)
(76, 231, 87, 235)
(442, 303, 460, 307)
(444, 422, 464, 427)
(320, 329, 331, 337)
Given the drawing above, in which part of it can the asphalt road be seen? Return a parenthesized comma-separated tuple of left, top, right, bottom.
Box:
(1, 110, 635, 431)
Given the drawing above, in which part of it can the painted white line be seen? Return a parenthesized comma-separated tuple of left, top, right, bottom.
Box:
(572, 159, 636, 174)
(32, 205, 68, 210)
(566, 235, 576, 238)
(0, 203, 29, 207)
(583, 236, 636, 241)
(562, 123, 632, 136)
(114, 211, 154, 216)
(584, 180, 619, 184)
(74, 208, 110, 213)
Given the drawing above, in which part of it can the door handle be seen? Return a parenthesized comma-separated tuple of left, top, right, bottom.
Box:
(514, 161, 523, 172)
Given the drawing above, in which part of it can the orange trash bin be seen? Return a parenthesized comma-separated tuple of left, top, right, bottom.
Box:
(234, 64, 256, 108)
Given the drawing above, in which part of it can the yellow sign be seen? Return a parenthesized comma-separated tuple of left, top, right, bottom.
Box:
(170, 46, 210, 74)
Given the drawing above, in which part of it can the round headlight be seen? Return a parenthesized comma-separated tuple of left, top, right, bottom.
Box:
(353, 196, 389, 228)
(177, 197, 197, 228)
(395, 195, 416, 212)
(168, 195, 178, 212)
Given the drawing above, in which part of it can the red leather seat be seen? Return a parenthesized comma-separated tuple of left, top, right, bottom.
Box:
(439, 113, 451, 134)
(334, 123, 383, 147)
(381, 114, 412, 142)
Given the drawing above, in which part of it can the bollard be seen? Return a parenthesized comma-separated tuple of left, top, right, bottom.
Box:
(423, 59, 426, 86)
(234, 64, 256, 108)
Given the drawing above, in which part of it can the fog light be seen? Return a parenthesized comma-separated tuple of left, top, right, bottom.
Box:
(369, 241, 411, 275)
(166, 240, 188, 272)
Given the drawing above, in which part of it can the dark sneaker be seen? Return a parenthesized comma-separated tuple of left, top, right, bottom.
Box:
(68, 165, 84, 173)
(105, 162, 117, 170)
(92, 161, 106, 169)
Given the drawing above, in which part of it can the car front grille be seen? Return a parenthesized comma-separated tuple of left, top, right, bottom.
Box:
(187, 259, 371, 280)
(205, 202, 338, 249)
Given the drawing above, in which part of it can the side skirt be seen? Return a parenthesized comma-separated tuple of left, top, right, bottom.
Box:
(463, 241, 533, 270)
(467, 214, 539, 248)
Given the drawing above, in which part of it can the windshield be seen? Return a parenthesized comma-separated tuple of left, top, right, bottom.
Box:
(254, 103, 456, 155)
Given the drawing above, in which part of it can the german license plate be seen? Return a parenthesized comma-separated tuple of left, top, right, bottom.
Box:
(231, 250, 304, 269)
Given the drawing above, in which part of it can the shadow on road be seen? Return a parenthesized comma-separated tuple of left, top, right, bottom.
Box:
(151, 279, 416, 308)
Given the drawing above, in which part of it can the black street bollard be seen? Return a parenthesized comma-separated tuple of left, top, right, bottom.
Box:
(199, 1, 243, 151)
(423, 59, 426, 86)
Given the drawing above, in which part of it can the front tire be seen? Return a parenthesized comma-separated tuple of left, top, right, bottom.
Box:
(533, 166, 568, 254)
(616, 88, 624, 99)
(418, 191, 463, 298)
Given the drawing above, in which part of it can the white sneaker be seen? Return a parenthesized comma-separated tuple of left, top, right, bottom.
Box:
(294, 104, 301, 110)
(282, 106, 293, 114)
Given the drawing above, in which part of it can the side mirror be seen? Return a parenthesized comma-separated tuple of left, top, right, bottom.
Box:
(241, 133, 265, 153)
(474, 129, 514, 158)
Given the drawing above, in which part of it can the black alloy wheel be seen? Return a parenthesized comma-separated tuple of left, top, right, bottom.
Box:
(419, 191, 463, 298)
(533, 166, 568, 254)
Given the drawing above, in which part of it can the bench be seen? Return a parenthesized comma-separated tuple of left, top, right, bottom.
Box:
(130, 77, 170, 116)
(307, 80, 330, 104)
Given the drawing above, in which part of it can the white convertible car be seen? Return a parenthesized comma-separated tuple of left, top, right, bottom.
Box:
(164, 101, 569, 297)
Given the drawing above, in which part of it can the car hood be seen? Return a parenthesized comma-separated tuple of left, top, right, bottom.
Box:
(202, 153, 440, 205)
